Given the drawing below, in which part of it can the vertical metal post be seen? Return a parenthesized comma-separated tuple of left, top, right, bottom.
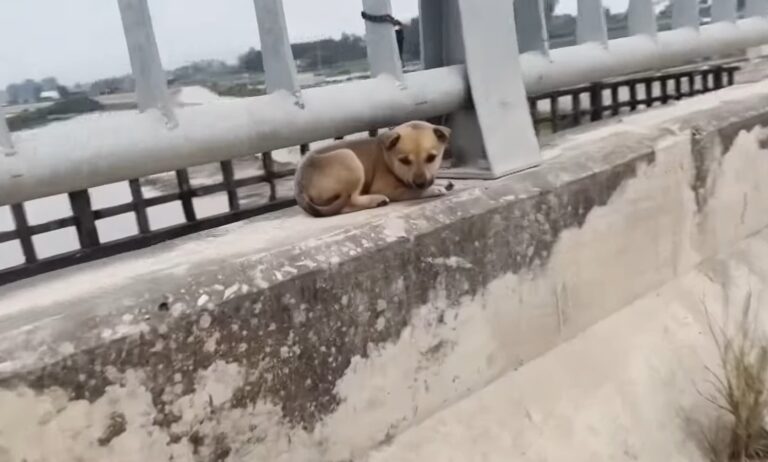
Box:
(68, 190, 101, 249)
(454, 0, 541, 174)
(645, 79, 654, 105)
(419, 0, 445, 69)
(550, 96, 560, 133)
(571, 93, 582, 126)
(219, 161, 240, 212)
(629, 83, 638, 110)
(0, 105, 13, 155)
(713, 68, 724, 89)
(261, 152, 278, 202)
(529, 100, 541, 135)
(611, 85, 621, 114)
(419, 0, 540, 178)
(175, 169, 196, 222)
(253, 0, 304, 106)
(117, 0, 176, 126)
(589, 83, 605, 121)
(421, 0, 465, 67)
(515, 0, 550, 56)
(10, 204, 37, 264)
(660, 77, 670, 103)
(688, 72, 697, 96)
(577, 0, 608, 46)
(745, 0, 768, 16)
(128, 178, 151, 234)
(672, 0, 700, 29)
(712, 0, 737, 22)
(628, 0, 657, 37)
(0, 105, 22, 183)
(362, 0, 404, 81)
(420, 0, 474, 170)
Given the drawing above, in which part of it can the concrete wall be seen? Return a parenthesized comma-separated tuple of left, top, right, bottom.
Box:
(2, 80, 768, 461)
(369, 224, 768, 462)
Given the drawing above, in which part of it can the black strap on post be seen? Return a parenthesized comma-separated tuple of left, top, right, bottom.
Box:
(361, 11, 402, 27)
(361, 11, 405, 65)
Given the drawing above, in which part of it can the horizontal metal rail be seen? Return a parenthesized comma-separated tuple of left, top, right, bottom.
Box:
(3, 14, 768, 205)
(521, 18, 768, 94)
(0, 67, 466, 206)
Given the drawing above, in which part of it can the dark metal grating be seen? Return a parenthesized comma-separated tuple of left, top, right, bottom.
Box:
(528, 64, 738, 134)
(0, 64, 739, 286)
(0, 158, 297, 285)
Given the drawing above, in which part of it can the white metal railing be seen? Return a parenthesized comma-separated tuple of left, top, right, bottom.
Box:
(2, 0, 768, 205)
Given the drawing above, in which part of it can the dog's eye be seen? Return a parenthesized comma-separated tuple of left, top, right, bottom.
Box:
(425, 153, 437, 163)
(398, 157, 412, 166)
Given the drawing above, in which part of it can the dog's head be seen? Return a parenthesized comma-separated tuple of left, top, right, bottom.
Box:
(379, 121, 451, 190)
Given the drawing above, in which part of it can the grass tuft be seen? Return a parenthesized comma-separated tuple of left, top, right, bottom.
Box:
(702, 292, 768, 462)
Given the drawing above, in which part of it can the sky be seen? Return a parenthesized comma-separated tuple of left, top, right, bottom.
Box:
(0, 0, 634, 88)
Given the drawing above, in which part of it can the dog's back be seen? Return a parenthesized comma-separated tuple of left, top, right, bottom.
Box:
(295, 139, 379, 217)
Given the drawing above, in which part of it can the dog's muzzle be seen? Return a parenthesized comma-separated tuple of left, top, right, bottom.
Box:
(413, 177, 433, 190)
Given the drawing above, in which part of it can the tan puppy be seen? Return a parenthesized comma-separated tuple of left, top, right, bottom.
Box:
(295, 121, 454, 217)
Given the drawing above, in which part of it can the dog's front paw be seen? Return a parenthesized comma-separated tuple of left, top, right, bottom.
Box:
(429, 186, 449, 197)
(429, 182, 454, 197)
(376, 197, 390, 207)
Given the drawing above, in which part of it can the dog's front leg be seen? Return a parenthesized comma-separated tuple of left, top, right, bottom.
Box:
(387, 182, 455, 202)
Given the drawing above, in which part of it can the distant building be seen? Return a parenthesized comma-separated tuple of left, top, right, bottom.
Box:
(39, 89, 62, 101)
(6, 80, 42, 105)
(40, 77, 59, 92)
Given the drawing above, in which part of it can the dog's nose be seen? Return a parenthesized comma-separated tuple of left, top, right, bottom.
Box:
(413, 177, 433, 189)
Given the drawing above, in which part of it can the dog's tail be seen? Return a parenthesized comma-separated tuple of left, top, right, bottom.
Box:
(297, 192, 347, 217)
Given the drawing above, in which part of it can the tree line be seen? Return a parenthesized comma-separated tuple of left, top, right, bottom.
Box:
(238, 18, 421, 73)
(14, 3, 745, 102)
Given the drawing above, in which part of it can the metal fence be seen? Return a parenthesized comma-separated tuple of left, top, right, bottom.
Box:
(1, 0, 768, 285)
(529, 63, 739, 134)
(0, 63, 741, 285)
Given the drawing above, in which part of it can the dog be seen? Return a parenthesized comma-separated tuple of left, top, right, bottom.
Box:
(294, 120, 454, 217)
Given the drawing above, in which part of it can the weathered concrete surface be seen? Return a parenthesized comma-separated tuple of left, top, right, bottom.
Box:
(368, 226, 768, 462)
(1, 79, 768, 461)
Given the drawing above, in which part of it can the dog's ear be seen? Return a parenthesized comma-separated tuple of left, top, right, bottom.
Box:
(433, 125, 452, 144)
(380, 131, 402, 151)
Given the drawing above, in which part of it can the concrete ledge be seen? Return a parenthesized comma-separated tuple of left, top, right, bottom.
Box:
(2, 81, 768, 461)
